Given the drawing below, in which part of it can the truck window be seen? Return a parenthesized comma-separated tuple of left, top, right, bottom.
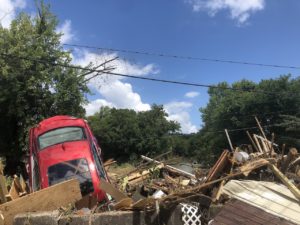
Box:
(32, 154, 41, 192)
(91, 143, 107, 179)
(48, 158, 94, 196)
(38, 127, 85, 150)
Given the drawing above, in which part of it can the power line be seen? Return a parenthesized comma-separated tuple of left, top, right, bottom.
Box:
(63, 43, 300, 70)
(1, 52, 300, 98)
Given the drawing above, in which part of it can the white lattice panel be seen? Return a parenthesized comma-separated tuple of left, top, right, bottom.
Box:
(180, 203, 201, 225)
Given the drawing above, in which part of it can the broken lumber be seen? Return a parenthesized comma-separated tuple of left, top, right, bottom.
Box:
(239, 158, 269, 176)
(0, 162, 7, 204)
(7, 180, 19, 200)
(114, 198, 133, 210)
(288, 156, 300, 171)
(141, 155, 196, 179)
(171, 160, 272, 198)
(268, 163, 300, 201)
(255, 116, 272, 152)
(0, 175, 7, 204)
(225, 129, 234, 151)
(281, 148, 298, 173)
(253, 134, 264, 153)
(103, 159, 117, 167)
(205, 150, 230, 183)
(246, 131, 259, 152)
(131, 198, 155, 210)
(124, 151, 172, 177)
(99, 178, 127, 202)
(0, 179, 81, 225)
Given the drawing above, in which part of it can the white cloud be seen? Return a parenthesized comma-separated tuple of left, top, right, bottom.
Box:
(99, 80, 151, 111)
(164, 101, 198, 134)
(0, 0, 26, 28)
(57, 20, 74, 44)
(185, 91, 200, 98)
(186, 0, 265, 24)
(74, 50, 157, 114)
(85, 99, 114, 116)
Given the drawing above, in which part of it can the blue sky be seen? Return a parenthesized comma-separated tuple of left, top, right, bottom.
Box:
(1, 0, 300, 133)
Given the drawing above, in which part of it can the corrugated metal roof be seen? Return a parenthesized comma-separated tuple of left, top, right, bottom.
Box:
(210, 199, 297, 225)
(221, 180, 300, 224)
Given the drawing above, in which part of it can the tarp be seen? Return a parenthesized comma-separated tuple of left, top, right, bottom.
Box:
(223, 180, 300, 224)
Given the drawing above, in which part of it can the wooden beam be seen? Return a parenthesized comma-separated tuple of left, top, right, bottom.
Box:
(7, 180, 19, 200)
(281, 148, 298, 173)
(255, 116, 272, 152)
(123, 151, 172, 177)
(205, 150, 231, 183)
(255, 116, 267, 140)
(253, 134, 263, 153)
(141, 155, 196, 179)
(239, 158, 269, 176)
(246, 131, 259, 152)
(225, 129, 234, 151)
(0, 179, 81, 225)
(268, 163, 300, 201)
(0, 175, 8, 204)
(114, 198, 133, 210)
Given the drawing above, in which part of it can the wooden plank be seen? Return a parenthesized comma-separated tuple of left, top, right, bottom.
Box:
(131, 198, 155, 210)
(75, 194, 98, 209)
(268, 163, 300, 201)
(0, 214, 4, 225)
(240, 158, 269, 176)
(173, 160, 272, 197)
(128, 175, 149, 186)
(141, 155, 196, 179)
(19, 175, 27, 193)
(255, 117, 268, 144)
(253, 135, 263, 153)
(205, 150, 230, 183)
(0, 179, 81, 225)
(225, 129, 234, 151)
(8, 180, 19, 200)
(246, 131, 259, 152)
(281, 148, 298, 173)
(114, 198, 133, 210)
(99, 178, 127, 202)
(123, 151, 172, 177)
(0, 175, 8, 203)
(213, 180, 226, 202)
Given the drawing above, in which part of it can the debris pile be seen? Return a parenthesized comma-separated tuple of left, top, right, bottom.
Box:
(102, 118, 300, 224)
(1, 118, 300, 225)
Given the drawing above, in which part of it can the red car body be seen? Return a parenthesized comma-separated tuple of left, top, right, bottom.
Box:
(28, 115, 109, 202)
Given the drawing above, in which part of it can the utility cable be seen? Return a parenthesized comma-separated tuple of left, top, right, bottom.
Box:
(63, 43, 300, 70)
(1, 53, 300, 98)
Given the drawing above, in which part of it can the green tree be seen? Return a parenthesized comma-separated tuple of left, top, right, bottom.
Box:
(87, 105, 180, 161)
(196, 75, 300, 163)
(278, 115, 300, 147)
(0, 3, 89, 173)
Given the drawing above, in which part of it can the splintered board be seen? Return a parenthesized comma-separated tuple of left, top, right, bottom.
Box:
(0, 179, 82, 225)
(99, 178, 127, 201)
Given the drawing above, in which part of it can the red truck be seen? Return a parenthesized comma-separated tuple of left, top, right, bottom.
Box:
(28, 115, 109, 202)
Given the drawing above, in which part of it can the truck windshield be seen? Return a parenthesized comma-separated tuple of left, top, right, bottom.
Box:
(48, 158, 94, 196)
(38, 127, 85, 149)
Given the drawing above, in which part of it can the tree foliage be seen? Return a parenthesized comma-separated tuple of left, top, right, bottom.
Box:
(0, 3, 89, 173)
(87, 105, 180, 161)
(194, 75, 300, 163)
